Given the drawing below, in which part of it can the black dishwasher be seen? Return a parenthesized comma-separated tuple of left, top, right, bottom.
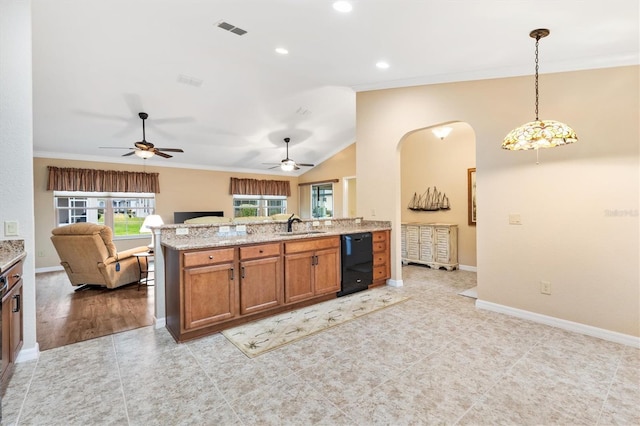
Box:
(338, 232, 373, 297)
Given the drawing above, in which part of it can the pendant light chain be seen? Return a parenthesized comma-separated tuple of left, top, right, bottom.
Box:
(534, 34, 540, 121)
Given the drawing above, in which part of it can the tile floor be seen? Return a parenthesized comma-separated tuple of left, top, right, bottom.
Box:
(2, 266, 639, 425)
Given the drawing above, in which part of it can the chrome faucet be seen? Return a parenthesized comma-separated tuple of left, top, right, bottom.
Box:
(287, 214, 302, 232)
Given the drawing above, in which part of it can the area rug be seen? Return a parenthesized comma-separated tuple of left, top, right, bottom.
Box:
(458, 286, 478, 299)
(222, 287, 409, 357)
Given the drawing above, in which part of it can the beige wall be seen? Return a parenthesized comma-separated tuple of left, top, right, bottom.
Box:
(357, 66, 639, 337)
(298, 143, 356, 219)
(401, 123, 476, 267)
(34, 158, 299, 269)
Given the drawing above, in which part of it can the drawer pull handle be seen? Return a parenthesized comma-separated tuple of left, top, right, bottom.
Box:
(209, 255, 214, 259)
(13, 294, 21, 313)
(12, 274, 20, 279)
(259, 249, 263, 253)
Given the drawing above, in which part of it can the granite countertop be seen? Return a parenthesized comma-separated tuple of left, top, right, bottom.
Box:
(0, 240, 26, 274)
(161, 223, 391, 251)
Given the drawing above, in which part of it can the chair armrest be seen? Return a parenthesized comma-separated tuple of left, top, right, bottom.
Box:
(103, 246, 151, 265)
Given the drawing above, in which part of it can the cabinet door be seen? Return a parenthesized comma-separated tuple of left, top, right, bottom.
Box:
(183, 263, 236, 330)
(9, 281, 23, 361)
(314, 247, 340, 295)
(284, 252, 314, 303)
(240, 256, 282, 315)
(434, 227, 450, 263)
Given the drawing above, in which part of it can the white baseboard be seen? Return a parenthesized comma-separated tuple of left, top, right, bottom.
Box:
(459, 265, 477, 272)
(387, 279, 403, 288)
(154, 316, 166, 329)
(16, 343, 40, 363)
(476, 299, 640, 348)
(35, 265, 64, 273)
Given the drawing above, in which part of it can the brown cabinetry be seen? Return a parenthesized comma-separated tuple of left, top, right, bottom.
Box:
(1, 258, 24, 385)
(182, 248, 237, 331)
(284, 237, 340, 303)
(372, 230, 391, 286)
(239, 243, 282, 315)
(164, 231, 387, 343)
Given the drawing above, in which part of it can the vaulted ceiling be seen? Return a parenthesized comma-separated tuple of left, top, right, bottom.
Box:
(31, 0, 639, 175)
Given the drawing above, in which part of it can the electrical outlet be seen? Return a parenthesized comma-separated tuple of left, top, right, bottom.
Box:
(509, 214, 522, 225)
(219, 226, 230, 233)
(37, 250, 45, 257)
(355, 218, 361, 224)
(176, 228, 189, 235)
(540, 280, 551, 295)
(324, 220, 332, 226)
(312, 221, 320, 227)
(371, 209, 376, 216)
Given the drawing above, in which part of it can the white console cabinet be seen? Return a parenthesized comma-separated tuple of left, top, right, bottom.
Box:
(401, 223, 458, 271)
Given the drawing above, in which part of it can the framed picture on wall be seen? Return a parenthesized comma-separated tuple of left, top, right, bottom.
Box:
(468, 168, 476, 225)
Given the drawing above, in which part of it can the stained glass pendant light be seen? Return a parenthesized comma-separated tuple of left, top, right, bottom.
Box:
(502, 29, 578, 153)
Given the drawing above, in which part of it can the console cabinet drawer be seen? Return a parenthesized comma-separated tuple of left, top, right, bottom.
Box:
(239, 243, 281, 260)
(183, 248, 235, 268)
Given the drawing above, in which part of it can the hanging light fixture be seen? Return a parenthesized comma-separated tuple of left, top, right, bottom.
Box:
(502, 29, 578, 153)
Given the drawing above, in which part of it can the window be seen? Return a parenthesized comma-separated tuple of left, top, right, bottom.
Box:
(233, 195, 287, 217)
(311, 183, 334, 218)
(54, 191, 155, 238)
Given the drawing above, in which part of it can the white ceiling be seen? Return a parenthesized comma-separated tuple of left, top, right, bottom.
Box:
(31, 0, 639, 175)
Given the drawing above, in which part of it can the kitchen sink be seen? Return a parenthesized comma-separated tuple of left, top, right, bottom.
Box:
(278, 230, 327, 236)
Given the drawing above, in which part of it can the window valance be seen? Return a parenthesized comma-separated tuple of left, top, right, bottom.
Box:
(47, 166, 160, 193)
(229, 177, 291, 196)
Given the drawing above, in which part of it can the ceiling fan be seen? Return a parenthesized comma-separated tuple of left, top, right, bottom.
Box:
(100, 112, 184, 159)
(264, 137, 314, 171)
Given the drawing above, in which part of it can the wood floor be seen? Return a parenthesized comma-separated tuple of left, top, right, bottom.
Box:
(36, 271, 154, 351)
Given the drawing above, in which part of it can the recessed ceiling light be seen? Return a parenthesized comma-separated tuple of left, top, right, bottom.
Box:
(376, 61, 390, 69)
(275, 47, 289, 55)
(333, 1, 353, 13)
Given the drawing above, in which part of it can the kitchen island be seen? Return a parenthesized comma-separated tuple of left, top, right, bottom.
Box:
(160, 218, 390, 342)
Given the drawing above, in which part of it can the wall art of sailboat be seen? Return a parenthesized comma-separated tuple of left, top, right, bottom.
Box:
(408, 186, 451, 211)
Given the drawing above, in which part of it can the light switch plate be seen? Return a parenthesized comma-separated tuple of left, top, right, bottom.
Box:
(219, 226, 230, 233)
(508, 214, 522, 225)
(324, 220, 332, 226)
(4, 221, 18, 236)
(312, 221, 320, 227)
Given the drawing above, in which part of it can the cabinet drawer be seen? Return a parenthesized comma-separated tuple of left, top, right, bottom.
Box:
(5, 260, 23, 289)
(239, 243, 281, 260)
(284, 237, 339, 254)
(373, 266, 388, 281)
(373, 241, 386, 253)
(373, 252, 386, 266)
(372, 232, 387, 243)
(183, 248, 235, 268)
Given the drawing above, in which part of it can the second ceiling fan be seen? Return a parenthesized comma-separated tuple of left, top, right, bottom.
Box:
(264, 137, 315, 171)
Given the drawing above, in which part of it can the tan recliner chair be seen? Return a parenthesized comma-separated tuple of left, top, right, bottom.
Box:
(51, 223, 149, 290)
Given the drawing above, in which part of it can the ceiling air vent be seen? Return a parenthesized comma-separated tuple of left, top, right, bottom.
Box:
(216, 21, 247, 36)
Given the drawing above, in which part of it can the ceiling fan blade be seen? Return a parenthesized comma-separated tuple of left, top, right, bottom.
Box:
(122, 151, 136, 157)
(155, 148, 184, 152)
(99, 146, 131, 149)
(296, 163, 315, 167)
(154, 150, 173, 158)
